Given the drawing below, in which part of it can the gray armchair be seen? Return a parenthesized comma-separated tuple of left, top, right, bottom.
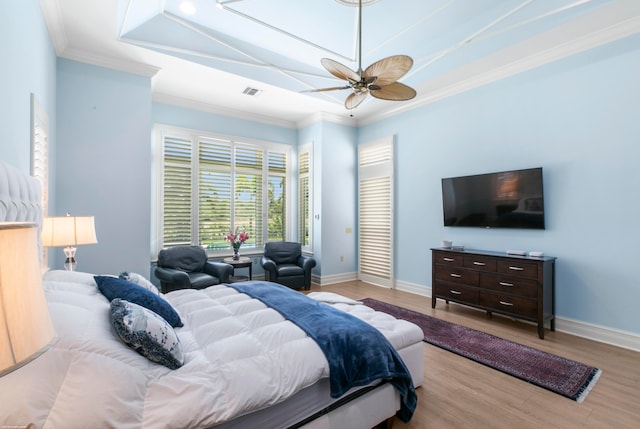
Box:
(155, 245, 233, 293)
(260, 241, 316, 290)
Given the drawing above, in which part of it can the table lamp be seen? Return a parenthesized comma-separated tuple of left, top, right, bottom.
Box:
(0, 222, 56, 377)
(41, 213, 98, 271)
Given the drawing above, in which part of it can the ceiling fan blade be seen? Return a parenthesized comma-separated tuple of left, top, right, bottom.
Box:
(321, 58, 360, 83)
(369, 82, 417, 101)
(301, 86, 351, 93)
(364, 55, 414, 86)
(345, 91, 368, 110)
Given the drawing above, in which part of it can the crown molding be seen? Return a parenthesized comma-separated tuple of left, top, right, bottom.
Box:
(40, 0, 67, 55)
(153, 93, 298, 129)
(297, 112, 357, 129)
(59, 47, 160, 78)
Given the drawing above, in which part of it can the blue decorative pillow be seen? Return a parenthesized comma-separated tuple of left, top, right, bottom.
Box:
(119, 271, 160, 295)
(110, 298, 184, 369)
(94, 275, 183, 327)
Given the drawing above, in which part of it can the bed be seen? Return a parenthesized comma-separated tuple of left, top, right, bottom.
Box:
(0, 160, 424, 428)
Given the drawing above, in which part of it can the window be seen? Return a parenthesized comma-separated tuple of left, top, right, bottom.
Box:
(298, 144, 312, 249)
(155, 126, 292, 256)
(358, 137, 394, 288)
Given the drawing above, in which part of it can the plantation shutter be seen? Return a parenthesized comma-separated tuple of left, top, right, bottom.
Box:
(234, 145, 263, 248)
(267, 151, 287, 242)
(163, 135, 193, 247)
(199, 138, 232, 248)
(358, 138, 394, 288)
(298, 150, 310, 246)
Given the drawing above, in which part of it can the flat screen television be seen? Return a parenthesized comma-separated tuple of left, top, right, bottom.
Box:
(441, 167, 545, 229)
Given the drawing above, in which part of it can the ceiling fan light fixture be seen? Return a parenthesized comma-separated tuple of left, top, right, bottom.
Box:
(335, 0, 380, 6)
(307, 0, 416, 109)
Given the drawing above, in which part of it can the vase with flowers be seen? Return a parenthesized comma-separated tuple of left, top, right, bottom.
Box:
(225, 229, 249, 260)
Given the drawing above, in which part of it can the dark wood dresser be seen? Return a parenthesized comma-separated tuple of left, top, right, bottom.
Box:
(431, 248, 556, 339)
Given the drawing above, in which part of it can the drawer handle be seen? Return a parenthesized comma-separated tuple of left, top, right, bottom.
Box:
(499, 301, 514, 307)
(443, 257, 454, 262)
(449, 290, 462, 295)
(473, 261, 486, 266)
(499, 281, 514, 287)
(509, 266, 524, 271)
(450, 273, 462, 278)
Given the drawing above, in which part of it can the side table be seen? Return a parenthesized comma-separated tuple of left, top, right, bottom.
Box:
(223, 257, 253, 283)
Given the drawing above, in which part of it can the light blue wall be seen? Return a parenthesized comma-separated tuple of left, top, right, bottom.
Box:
(299, 120, 358, 277)
(56, 59, 152, 276)
(360, 35, 640, 334)
(321, 122, 358, 276)
(153, 103, 298, 145)
(0, 0, 56, 172)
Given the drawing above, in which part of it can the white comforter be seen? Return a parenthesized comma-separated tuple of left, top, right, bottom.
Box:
(0, 271, 422, 428)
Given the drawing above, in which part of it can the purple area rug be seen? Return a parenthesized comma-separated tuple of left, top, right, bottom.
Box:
(361, 298, 601, 402)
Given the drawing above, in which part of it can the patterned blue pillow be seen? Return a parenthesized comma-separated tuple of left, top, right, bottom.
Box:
(110, 299, 184, 369)
(95, 276, 183, 327)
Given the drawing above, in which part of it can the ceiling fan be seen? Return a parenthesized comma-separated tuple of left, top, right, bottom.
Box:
(305, 0, 417, 110)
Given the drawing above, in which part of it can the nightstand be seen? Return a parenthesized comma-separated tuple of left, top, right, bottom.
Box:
(223, 257, 253, 283)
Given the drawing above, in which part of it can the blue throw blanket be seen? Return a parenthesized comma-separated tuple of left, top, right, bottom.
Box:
(228, 281, 417, 422)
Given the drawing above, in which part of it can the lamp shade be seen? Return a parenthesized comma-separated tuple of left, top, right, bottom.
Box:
(0, 223, 56, 376)
(41, 216, 97, 247)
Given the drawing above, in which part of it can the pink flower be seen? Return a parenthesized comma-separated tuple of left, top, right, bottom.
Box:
(225, 229, 249, 250)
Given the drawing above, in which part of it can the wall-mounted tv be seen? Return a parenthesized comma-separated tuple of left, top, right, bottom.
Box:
(442, 167, 545, 229)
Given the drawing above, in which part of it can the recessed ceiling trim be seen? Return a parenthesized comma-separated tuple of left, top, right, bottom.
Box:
(360, 13, 640, 126)
(409, 0, 536, 79)
(365, 0, 454, 58)
(127, 10, 349, 103)
(216, 1, 356, 63)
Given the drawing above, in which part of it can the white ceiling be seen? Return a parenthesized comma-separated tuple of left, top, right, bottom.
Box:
(42, 0, 640, 127)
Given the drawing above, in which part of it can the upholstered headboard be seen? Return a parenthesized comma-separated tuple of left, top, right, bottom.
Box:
(0, 160, 43, 257)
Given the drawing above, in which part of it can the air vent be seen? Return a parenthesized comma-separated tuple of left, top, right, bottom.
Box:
(242, 87, 262, 97)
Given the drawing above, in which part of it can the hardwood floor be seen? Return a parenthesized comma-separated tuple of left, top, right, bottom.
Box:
(307, 281, 640, 429)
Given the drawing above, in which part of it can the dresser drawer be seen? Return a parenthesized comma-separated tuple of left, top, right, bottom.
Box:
(479, 273, 538, 298)
(463, 255, 497, 272)
(435, 266, 479, 285)
(435, 282, 479, 305)
(479, 291, 537, 319)
(497, 260, 538, 278)
(433, 251, 464, 267)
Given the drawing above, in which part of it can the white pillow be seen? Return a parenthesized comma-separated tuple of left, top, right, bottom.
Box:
(119, 271, 160, 295)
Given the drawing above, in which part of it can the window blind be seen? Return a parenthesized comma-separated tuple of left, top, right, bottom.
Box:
(298, 150, 311, 246)
(358, 138, 394, 287)
(163, 135, 193, 247)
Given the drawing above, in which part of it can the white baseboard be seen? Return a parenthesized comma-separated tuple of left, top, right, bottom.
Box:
(555, 317, 640, 353)
(332, 277, 640, 353)
(315, 272, 358, 286)
(394, 280, 431, 297)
